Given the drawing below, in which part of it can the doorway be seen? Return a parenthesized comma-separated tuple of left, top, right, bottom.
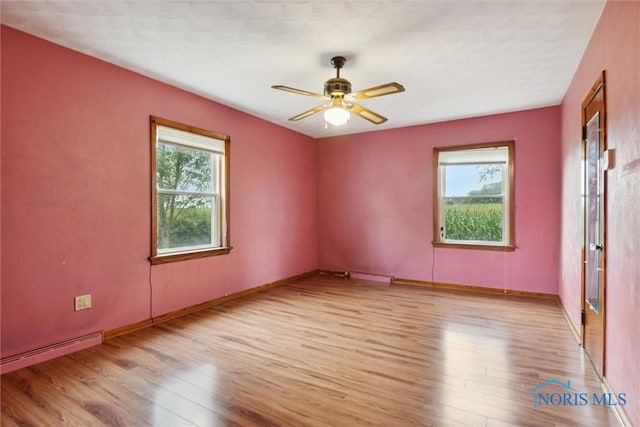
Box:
(581, 71, 607, 377)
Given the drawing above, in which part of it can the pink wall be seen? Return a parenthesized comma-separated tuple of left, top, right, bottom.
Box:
(1, 26, 318, 357)
(317, 107, 562, 293)
(560, 1, 640, 424)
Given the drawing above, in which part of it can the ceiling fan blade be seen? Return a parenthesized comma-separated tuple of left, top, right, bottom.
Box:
(350, 82, 405, 100)
(288, 104, 327, 121)
(272, 85, 327, 99)
(348, 103, 388, 125)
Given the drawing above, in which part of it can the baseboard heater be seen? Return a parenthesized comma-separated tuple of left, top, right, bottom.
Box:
(1, 331, 103, 374)
(349, 271, 393, 284)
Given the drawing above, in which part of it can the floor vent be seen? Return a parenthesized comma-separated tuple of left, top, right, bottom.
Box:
(349, 271, 393, 284)
(1, 332, 103, 374)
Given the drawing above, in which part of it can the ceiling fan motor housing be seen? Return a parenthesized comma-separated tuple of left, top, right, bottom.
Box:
(324, 77, 351, 97)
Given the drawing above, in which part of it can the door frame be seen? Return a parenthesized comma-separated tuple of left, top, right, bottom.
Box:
(580, 70, 607, 376)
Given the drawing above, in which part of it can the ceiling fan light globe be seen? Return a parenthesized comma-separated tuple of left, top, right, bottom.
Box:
(324, 107, 350, 126)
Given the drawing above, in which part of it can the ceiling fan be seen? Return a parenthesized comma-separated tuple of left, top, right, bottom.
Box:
(272, 56, 405, 126)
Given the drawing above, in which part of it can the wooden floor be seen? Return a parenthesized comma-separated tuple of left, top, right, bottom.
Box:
(1, 275, 620, 426)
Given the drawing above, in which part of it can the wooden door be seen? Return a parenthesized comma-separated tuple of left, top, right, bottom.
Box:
(581, 71, 606, 376)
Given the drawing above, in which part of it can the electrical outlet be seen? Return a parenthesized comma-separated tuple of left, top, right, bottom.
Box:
(74, 294, 92, 311)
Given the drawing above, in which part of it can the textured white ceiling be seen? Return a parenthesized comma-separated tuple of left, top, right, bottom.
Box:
(1, 0, 605, 138)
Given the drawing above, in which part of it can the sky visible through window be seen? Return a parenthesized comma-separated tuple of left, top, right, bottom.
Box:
(445, 164, 501, 197)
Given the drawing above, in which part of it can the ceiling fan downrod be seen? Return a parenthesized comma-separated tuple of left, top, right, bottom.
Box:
(330, 56, 346, 78)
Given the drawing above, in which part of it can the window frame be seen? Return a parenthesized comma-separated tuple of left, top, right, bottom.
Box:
(150, 116, 231, 264)
(432, 140, 515, 252)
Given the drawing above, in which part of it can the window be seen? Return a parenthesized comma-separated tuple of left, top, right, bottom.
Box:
(150, 116, 231, 264)
(433, 141, 515, 251)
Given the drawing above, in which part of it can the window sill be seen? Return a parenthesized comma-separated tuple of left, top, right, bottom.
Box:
(150, 247, 233, 265)
(432, 242, 515, 252)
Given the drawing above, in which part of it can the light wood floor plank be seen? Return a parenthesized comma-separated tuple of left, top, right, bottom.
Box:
(1, 275, 619, 426)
